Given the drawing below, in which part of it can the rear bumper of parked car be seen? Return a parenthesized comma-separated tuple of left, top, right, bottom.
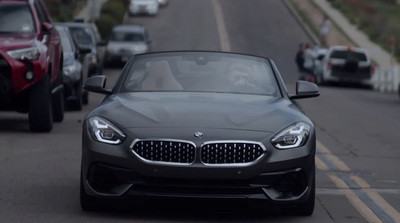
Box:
(81, 127, 316, 204)
(324, 69, 372, 83)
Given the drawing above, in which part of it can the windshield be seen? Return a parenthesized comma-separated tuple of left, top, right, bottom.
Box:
(330, 50, 368, 61)
(68, 26, 94, 46)
(0, 4, 35, 33)
(121, 52, 280, 96)
(111, 31, 144, 42)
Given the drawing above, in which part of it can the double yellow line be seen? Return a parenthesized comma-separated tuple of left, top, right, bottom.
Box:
(211, 0, 399, 221)
(316, 141, 400, 223)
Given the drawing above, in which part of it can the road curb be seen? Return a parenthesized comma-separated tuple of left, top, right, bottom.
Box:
(282, 0, 320, 45)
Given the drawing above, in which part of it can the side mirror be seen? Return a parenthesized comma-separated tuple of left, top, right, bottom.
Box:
(289, 81, 320, 99)
(317, 55, 325, 61)
(74, 50, 80, 59)
(84, 75, 112, 95)
(78, 45, 92, 55)
(42, 22, 53, 32)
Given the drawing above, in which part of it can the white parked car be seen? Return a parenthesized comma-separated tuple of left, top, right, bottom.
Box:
(321, 46, 374, 86)
(104, 24, 151, 66)
(129, 0, 159, 16)
(158, 0, 168, 7)
(312, 46, 328, 85)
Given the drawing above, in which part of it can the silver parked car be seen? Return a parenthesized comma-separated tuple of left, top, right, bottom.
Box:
(128, 0, 159, 16)
(104, 24, 151, 66)
(55, 25, 84, 110)
(80, 51, 320, 216)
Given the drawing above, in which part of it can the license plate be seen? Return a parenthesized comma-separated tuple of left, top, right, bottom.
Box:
(122, 56, 129, 62)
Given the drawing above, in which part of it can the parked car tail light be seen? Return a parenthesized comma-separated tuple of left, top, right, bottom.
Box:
(371, 64, 375, 73)
(327, 60, 332, 69)
(87, 116, 126, 145)
(271, 122, 311, 149)
(6, 47, 40, 61)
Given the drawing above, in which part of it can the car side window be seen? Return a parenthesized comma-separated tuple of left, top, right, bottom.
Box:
(0, 4, 35, 33)
(38, 0, 51, 23)
(34, 2, 45, 25)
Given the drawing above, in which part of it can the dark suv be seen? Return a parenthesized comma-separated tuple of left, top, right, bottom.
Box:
(0, 0, 64, 132)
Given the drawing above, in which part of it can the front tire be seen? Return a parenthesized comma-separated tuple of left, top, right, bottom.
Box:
(70, 77, 83, 111)
(80, 172, 101, 212)
(29, 75, 53, 132)
(283, 170, 315, 216)
(82, 90, 89, 105)
(52, 71, 65, 122)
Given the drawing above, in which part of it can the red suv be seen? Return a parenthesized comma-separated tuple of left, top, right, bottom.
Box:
(0, 0, 64, 132)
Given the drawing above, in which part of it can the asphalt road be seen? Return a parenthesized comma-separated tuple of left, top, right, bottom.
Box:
(1, 0, 399, 222)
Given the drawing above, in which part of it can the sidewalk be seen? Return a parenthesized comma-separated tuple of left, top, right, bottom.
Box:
(312, 0, 395, 68)
(287, 0, 399, 92)
(75, 0, 108, 22)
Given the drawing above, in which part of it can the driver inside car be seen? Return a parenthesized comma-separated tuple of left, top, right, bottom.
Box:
(227, 63, 259, 92)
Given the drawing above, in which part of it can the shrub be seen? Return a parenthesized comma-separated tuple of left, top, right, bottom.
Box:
(328, 0, 400, 61)
(95, 0, 128, 39)
(100, 1, 126, 23)
(95, 13, 116, 40)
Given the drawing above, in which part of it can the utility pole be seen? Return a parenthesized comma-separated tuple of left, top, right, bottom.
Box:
(87, 0, 95, 22)
(390, 35, 396, 67)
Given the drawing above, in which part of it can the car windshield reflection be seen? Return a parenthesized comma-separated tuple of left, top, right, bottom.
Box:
(122, 52, 280, 96)
(0, 4, 35, 33)
(111, 32, 145, 42)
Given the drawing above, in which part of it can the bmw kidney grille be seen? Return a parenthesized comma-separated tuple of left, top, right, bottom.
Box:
(130, 139, 196, 165)
(131, 139, 266, 166)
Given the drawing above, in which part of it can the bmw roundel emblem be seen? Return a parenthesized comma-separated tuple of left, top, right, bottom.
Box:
(194, 132, 204, 138)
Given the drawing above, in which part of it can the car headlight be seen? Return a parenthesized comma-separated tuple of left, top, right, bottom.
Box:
(7, 47, 40, 60)
(271, 122, 311, 149)
(106, 45, 119, 54)
(63, 64, 77, 77)
(87, 116, 126, 145)
(134, 45, 148, 52)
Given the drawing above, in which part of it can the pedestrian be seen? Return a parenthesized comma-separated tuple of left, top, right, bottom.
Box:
(295, 43, 306, 80)
(303, 43, 316, 83)
(319, 15, 331, 48)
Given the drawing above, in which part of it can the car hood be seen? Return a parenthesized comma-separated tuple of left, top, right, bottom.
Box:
(0, 33, 37, 51)
(89, 92, 310, 133)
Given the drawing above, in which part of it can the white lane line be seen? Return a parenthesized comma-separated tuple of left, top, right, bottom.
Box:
(351, 176, 400, 223)
(211, 0, 231, 51)
(329, 175, 383, 223)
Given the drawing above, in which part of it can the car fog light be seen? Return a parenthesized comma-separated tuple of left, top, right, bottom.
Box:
(25, 71, 34, 82)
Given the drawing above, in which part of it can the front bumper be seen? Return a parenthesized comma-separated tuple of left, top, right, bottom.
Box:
(0, 51, 46, 110)
(81, 127, 316, 204)
(0, 51, 46, 94)
(129, 4, 158, 15)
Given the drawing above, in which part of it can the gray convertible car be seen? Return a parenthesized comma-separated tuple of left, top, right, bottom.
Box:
(81, 51, 320, 215)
